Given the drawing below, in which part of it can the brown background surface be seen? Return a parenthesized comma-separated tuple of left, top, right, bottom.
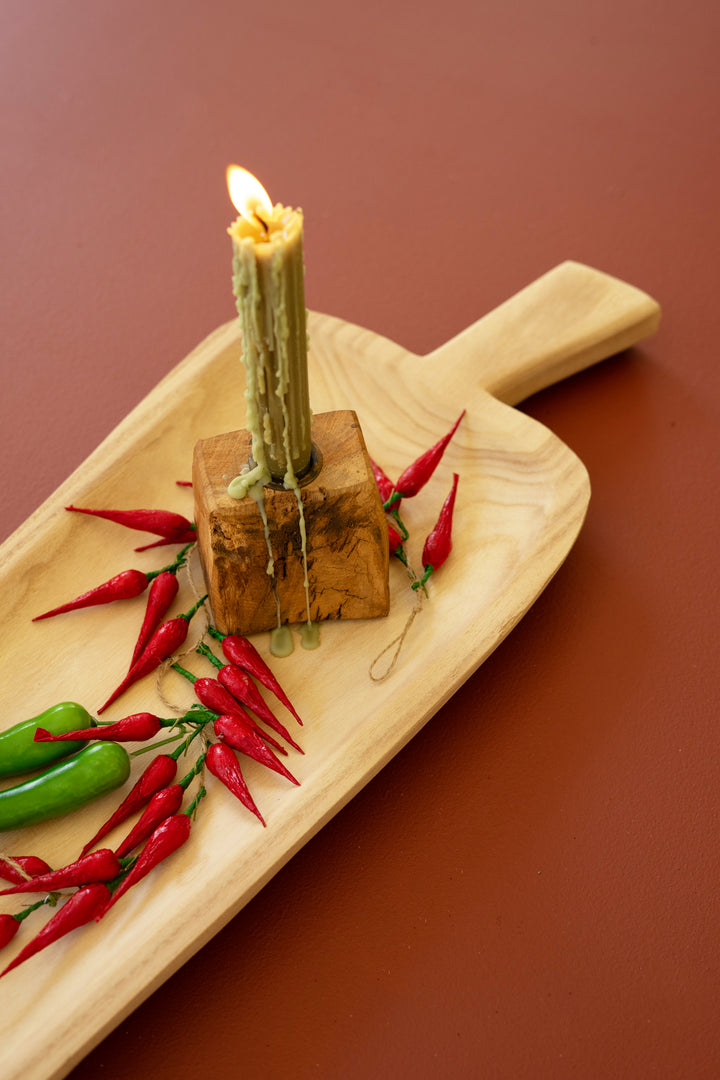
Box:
(1, 1, 718, 1077)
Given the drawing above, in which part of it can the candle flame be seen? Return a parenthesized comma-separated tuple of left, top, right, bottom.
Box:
(226, 165, 273, 228)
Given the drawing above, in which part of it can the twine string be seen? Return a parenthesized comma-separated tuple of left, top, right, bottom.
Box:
(369, 590, 423, 682)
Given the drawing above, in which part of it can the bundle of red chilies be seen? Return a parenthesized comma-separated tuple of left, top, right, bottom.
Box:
(2, 414, 462, 976)
(371, 410, 463, 588)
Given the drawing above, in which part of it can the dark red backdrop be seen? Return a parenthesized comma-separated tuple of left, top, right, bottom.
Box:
(1, 2, 718, 1077)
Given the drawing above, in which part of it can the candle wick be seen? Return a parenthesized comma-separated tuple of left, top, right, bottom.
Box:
(254, 207, 270, 237)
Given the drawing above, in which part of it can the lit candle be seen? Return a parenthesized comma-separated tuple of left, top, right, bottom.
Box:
(226, 165, 312, 496)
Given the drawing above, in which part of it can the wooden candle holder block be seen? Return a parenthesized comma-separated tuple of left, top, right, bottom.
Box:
(193, 410, 390, 636)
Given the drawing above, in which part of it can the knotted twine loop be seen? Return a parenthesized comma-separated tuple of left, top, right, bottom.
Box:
(369, 589, 424, 682)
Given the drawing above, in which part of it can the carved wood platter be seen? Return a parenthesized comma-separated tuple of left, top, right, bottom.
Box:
(0, 262, 659, 1079)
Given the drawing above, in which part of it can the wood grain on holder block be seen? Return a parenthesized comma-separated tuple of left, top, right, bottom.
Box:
(193, 410, 390, 635)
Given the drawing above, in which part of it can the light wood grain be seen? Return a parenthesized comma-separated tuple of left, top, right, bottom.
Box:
(0, 262, 659, 1080)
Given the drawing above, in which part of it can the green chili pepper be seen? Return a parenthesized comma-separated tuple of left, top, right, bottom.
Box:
(0, 702, 95, 780)
(0, 742, 131, 831)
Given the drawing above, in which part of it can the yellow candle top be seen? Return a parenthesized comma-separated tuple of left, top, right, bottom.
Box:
(228, 203, 303, 249)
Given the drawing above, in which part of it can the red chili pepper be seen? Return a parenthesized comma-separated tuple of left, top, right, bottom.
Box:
(206, 742, 265, 826)
(214, 715, 300, 785)
(370, 457, 397, 505)
(0, 849, 121, 896)
(1, 882, 110, 977)
(114, 784, 185, 859)
(208, 629, 302, 726)
(98, 595, 206, 714)
(34, 712, 161, 744)
(129, 571, 179, 668)
(387, 523, 410, 570)
(0, 856, 53, 885)
(196, 677, 288, 754)
(96, 814, 192, 919)
(173, 663, 289, 755)
(131, 534, 197, 553)
(79, 753, 178, 856)
(388, 523, 402, 555)
(417, 473, 459, 587)
(66, 505, 196, 552)
(32, 568, 150, 621)
(217, 665, 303, 753)
(0, 914, 20, 951)
(390, 411, 465, 503)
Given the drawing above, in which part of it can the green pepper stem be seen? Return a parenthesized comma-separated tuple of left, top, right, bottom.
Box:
(170, 713, 215, 760)
(146, 542, 196, 582)
(14, 894, 59, 923)
(172, 662, 197, 684)
(179, 752, 206, 791)
(184, 785, 207, 819)
(131, 731, 187, 757)
(383, 491, 403, 511)
(196, 641, 223, 670)
(180, 595, 208, 622)
(390, 508, 409, 541)
(411, 564, 433, 593)
(393, 545, 409, 568)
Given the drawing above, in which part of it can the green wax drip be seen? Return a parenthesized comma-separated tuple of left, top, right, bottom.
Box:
(270, 625, 294, 658)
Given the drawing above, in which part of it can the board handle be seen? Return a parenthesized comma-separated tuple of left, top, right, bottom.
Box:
(426, 261, 661, 405)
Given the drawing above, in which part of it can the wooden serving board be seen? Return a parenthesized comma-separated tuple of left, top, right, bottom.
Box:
(0, 261, 659, 1079)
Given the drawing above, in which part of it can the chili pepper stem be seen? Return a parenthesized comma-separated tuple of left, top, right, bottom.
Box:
(179, 752, 206, 790)
(412, 566, 433, 590)
(383, 491, 402, 511)
(15, 895, 59, 923)
(145, 542, 195, 582)
(165, 713, 215, 760)
(196, 641, 223, 669)
(390, 508, 409, 540)
(185, 786, 207, 819)
(172, 662, 197, 683)
(181, 595, 208, 622)
(130, 733, 186, 757)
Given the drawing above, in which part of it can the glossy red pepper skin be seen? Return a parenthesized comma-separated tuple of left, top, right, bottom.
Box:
(96, 814, 192, 919)
(132, 532, 196, 553)
(370, 457, 397, 505)
(214, 715, 299, 785)
(98, 597, 206, 713)
(32, 568, 149, 621)
(65, 505, 196, 549)
(214, 632, 302, 726)
(115, 784, 185, 858)
(0, 914, 20, 951)
(388, 523, 405, 559)
(193, 677, 287, 754)
(34, 713, 161, 744)
(217, 665, 303, 753)
(0, 856, 53, 884)
(79, 753, 178, 856)
(1, 882, 111, 977)
(393, 411, 465, 500)
(206, 742, 265, 825)
(129, 572, 179, 667)
(421, 472, 459, 579)
(0, 848, 121, 896)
